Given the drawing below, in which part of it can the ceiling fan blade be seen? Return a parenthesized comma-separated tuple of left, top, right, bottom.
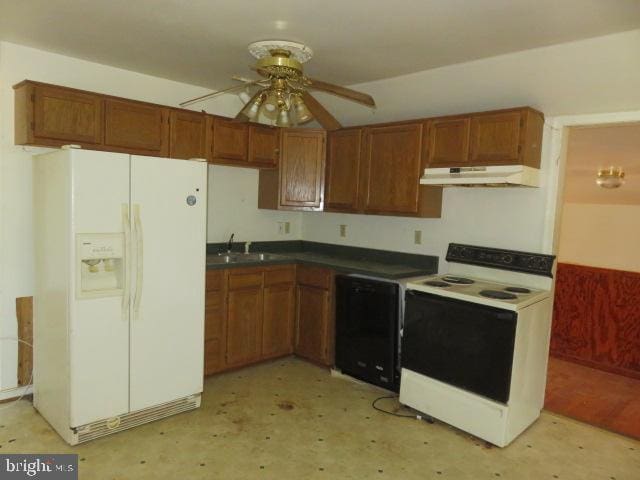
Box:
(234, 90, 265, 123)
(179, 80, 263, 107)
(307, 78, 375, 107)
(301, 92, 342, 131)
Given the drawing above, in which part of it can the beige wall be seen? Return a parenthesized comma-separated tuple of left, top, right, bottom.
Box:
(557, 123, 640, 272)
(558, 203, 640, 272)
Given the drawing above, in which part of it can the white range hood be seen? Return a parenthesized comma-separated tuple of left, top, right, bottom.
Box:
(420, 165, 539, 187)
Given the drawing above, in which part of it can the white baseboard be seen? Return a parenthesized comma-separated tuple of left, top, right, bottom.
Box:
(0, 384, 33, 402)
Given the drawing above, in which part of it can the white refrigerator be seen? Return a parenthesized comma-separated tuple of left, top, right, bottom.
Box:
(33, 149, 207, 445)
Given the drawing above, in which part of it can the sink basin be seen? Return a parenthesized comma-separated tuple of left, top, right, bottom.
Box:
(208, 252, 284, 265)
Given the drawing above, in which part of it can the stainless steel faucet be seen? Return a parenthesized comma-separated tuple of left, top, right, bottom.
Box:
(226, 233, 235, 253)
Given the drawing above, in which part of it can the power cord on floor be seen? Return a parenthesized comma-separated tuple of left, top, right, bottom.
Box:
(372, 395, 434, 423)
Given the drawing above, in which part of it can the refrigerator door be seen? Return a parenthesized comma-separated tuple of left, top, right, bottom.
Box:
(129, 155, 207, 411)
(69, 150, 131, 427)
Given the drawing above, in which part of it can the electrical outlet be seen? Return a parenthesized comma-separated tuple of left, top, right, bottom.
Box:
(414, 230, 422, 245)
(284, 222, 291, 234)
(339, 224, 347, 238)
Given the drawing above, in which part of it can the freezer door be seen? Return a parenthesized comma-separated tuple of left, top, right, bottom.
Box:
(69, 150, 131, 427)
(129, 155, 207, 411)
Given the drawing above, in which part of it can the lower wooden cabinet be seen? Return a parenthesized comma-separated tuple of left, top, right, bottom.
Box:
(262, 271, 296, 358)
(204, 264, 297, 375)
(294, 266, 334, 366)
(204, 270, 227, 375)
(226, 270, 264, 367)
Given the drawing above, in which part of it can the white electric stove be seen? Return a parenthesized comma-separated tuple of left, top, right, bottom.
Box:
(399, 243, 555, 447)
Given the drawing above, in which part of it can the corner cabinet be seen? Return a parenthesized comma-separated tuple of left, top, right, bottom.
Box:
(425, 107, 544, 168)
(204, 265, 296, 375)
(258, 128, 326, 211)
(359, 124, 442, 218)
(324, 128, 362, 212)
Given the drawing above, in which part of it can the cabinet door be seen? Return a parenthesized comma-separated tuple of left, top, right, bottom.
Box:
(169, 110, 207, 160)
(425, 117, 470, 167)
(361, 124, 423, 215)
(104, 99, 169, 155)
(469, 111, 522, 165)
(205, 270, 227, 375)
(279, 129, 326, 209)
(262, 282, 295, 358)
(295, 284, 331, 365)
(33, 84, 103, 145)
(248, 124, 280, 167)
(211, 117, 248, 164)
(325, 129, 362, 212)
(226, 271, 263, 366)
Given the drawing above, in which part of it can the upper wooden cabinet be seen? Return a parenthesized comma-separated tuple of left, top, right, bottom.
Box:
(169, 110, 207, 160)
(258, 128, 326, 211)
(425, 107, 544, 168)
(14, 81, 104, 147)
(360, 123, 441, 217)
(209, 116, 248, 165)
(280, 129, 326, 209)
(425, 117, 470, 166)
(469, 109, 543, 167)
(248, 124, 280, 168)
(325, 128, 362, 212)
(104, 99, 169, 156)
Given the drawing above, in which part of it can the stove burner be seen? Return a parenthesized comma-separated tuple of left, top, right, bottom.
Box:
(505, 287, 531, 294)
(442, 276, 475, 285)
(423, 280, 451, 287)
(480, 290, 518, 300)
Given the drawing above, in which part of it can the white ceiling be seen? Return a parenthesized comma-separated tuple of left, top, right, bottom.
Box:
(0, 0, 639, 91)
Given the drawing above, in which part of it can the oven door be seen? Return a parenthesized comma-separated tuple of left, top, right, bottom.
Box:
(402, 290, 517, 403)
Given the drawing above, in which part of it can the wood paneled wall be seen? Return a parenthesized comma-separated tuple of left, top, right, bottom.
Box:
(551, 263, 640, 379)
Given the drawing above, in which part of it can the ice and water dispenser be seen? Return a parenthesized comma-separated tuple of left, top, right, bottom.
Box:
(76, 233, 125, 299)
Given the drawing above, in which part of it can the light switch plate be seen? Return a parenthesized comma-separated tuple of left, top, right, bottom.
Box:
(284, 222, 291, 234)
(339, 224, 347, 238)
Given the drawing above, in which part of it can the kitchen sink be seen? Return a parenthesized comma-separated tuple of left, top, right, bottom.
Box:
(208, 252, 284, 265)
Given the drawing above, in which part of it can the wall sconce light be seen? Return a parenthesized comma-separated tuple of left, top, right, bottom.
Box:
(596, 166, 625, 189)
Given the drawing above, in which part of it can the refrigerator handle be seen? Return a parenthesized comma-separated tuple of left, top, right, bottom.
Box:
(121, 204, 131, 321)
(132, 204, 144, 321)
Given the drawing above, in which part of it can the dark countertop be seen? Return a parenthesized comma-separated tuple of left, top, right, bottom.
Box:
(206, 241, 438, 280)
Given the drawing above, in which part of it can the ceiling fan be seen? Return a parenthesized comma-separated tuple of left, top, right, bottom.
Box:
(179, 40, 375, 130)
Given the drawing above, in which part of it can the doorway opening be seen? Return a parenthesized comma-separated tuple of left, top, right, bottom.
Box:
(544, 122, 640, 439)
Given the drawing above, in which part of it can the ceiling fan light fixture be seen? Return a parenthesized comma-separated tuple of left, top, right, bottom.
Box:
(275, 105, 291, 127)
(596, 166, 625, 189)
(241, 92, 266, 120)
(291, 94, 313, 124)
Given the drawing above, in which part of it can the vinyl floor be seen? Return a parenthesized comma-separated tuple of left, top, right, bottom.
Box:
(1, 357, 638, 479)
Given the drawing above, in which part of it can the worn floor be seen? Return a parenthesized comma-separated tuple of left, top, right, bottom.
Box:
(545, 356, 640, 440)
(0, 357, 638, 479)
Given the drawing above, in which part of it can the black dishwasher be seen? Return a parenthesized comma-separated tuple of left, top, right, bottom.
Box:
(335, 275, 400, 392)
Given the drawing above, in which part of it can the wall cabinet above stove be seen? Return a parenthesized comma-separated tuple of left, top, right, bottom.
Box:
(324, 124, 442, 218)
(424, 107, 544, 168)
